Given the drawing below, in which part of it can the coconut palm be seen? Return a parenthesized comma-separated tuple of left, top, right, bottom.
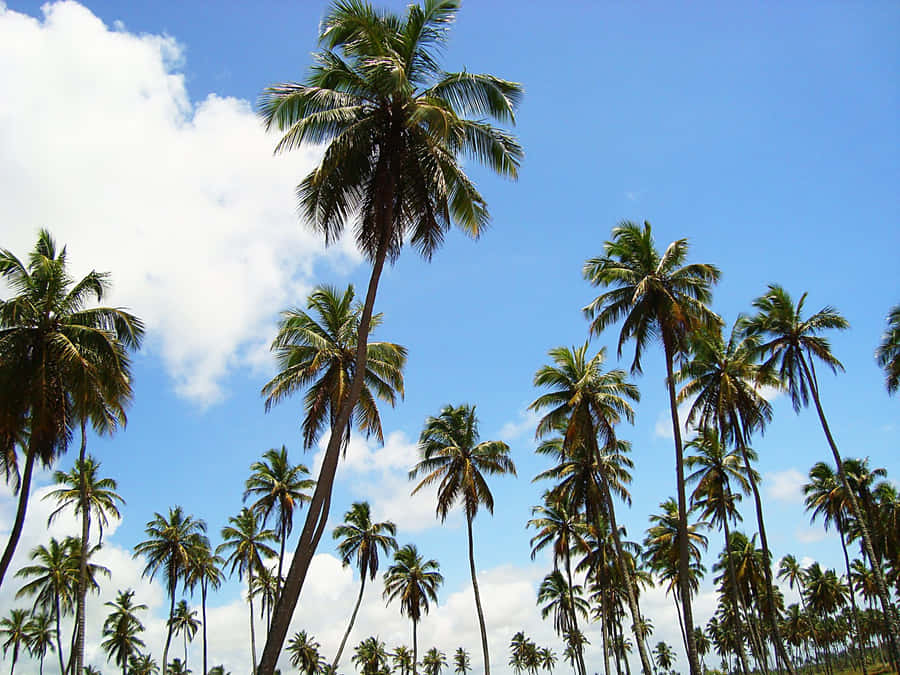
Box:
(287, 630, 324, 674)
(25, 612, 55, 675)
(168, 600, 199, 669)
(383, 545, 443, 675)
(529, 342, 653, 675)
(538, 647, 557, 673)
(249, 564, 280, 633)
(217, 507, 278, 675)
(352, 636, 389, 675)
(453, 647, 471, 674)
(184, 540, 223, 675)
(391, 645, 415, 675)
(133, 507, 208, 675)
(410, 403, 515, 675)
(422, 647, 447, 675)
(128, 653, 160, 675)
(744, 284, 900, 660)
(256, 0, 523, 662)
(168, 657, 191, 675)
(244, 445, 315, 600)
(101, 589, 147, 675)
(584, 221, 721, 675)
(330, 501, 397, 671)
(875, 304, 900, 394)
(653, 642, 675, 673)
(0, 229, 144, 594)
(0, 608, 29, 675)
(537, 570, 590, 643)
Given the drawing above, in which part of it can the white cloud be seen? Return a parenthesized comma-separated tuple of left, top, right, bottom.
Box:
(0, 1, 361, 405)
(765, 468, 807, 504)
(498, 408, 539, 442)
(653, 403, 694, 440)
(795, 526, 827, 544)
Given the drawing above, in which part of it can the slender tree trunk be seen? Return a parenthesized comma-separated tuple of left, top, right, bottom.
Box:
(202, 580, 209, 675)
(661, 333, 701, 675)
(674, 594, 688, 656)
(277, 519, 287, 600)
(466, 513, 492, 675)
(801, 356, 900, 670)
(163, 583, 176, 675)
(73, 420, 89, 675)
(601, 590, 611, 675)
(258, 233, 391, 674)
(564, 551, 587, 675)
(0, 445, 37, 589)
(331, 574, 367, 671)
(722, 517, 751, 675)
(55, 596, 66, 675)
(249, 568, 258, 675)
(837, 526, 867, 675)
(413, 619, 418, 675)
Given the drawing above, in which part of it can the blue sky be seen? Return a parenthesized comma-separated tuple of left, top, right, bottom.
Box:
(1, 1, 898, 672)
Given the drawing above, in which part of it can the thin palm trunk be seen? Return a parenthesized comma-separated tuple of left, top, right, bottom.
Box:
(662, 333, 701, 675)
(674, 594, 688, 655)
(55, 595, 66, 675)
(466, 513, 492, 675)
(249, 567, 258, 675)
(73, 419, 89, 675)
(201, 580, 209, 675)
(601, 590, 611, 675)
(0, 443, 37, 589)
(413, 619, 418, 675)
(564, 550, 587, 675)
(800, 356, 900, 667)
(332, 573, 367, 671)
(722, 514, 751, 675)
(163, 582, 176, 675)
(277, 519, 287, 600)
(837, 526, 867, 675)
(259, 231, 391, 673)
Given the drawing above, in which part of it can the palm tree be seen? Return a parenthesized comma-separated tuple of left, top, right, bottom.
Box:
(44, 454, 125, 673)
(244, 445, 316, 598)
(217, 507, 278, 675)
(422, 647, 448, 675)
(383, 544, 443, 675)
(101, 589, 147, 675)
(168, 657, 191, 675)
(25, 612, 55, 675)
(584, 221, 721, 675)
(529, 342, 653, 675)
(128, 653, 160, 675)
(0, 608, 29, 675)
(133, 507, 208, 675)
(287, 630, 324, 674)
(330, 501, 397, 671)
(0, 230, 144, 593)
(653, 642, 675, 673)
(538, 647, 557, 673)
(875, 304, 899, 394)
(249, 563, 280, 633)
(410, 403, 516, 675)
(453, 647, 471, 674)
(537, 570, 589, 643)
(184, 541, 223, 675)
(257, 0, 523, 663)
(391, 645, 415, 675)
(744, 284, 900, 660)
(352, 636, 389, 675)
(168, 600, 199, 668)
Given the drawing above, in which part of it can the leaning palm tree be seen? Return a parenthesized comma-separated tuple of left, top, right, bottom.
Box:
(133, 507, 208, 675)
(184, 540, 224, 675)
(244, 445, 315, 599)
(217, 507, 278, 675)
(0, 608, 29, 675)
(584, 221, 721, 675)
(744, 284, 900, 660)
(287, 630, 324, 674)
(383, 545, 443, 675)
(256, 0, 523, 664)
(330, 501, 397, 671)
(529, 342, 653, 675)
(0, 229, 144, 593)
(168, 600, 199, 669)
(875, 304, 900, 395)
(25, 612, 55, 675)
(101, 589, 147, 675)
(410, 403, 516, 675)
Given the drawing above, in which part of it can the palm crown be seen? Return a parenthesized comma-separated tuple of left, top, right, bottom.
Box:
(383, 544, 443, 623)
(876, 304, 900, 394)
(334, 501, 398, 581)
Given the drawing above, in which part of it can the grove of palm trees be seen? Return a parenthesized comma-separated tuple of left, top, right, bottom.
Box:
(1, 1, 897, 675)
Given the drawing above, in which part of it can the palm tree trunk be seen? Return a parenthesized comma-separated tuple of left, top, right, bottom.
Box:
(162, 585, 176, 675)
(661, 333, 702, 675)
(800, 357, 900, 667)
(466, 513, 492, 675)
(74, 419, 89, 675)
(249, 568, 258, 675)
(202, 580, 209, 675)
(277, 519, 287, 600)
(331, 574, 367, 671)
(259, 232, 391, 674)
(55, 596, 66, 675)
(564, 551, 587, 675)
(413, 619, 418, 675)
(722, 516, 751, 675)
(601, 590, 611, 675)
(0, 444, 37, 589)
(837, 526, 867, 675)
(674, 594, 688, 655)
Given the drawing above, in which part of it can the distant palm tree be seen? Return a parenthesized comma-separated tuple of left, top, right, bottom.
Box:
(168, 657, 191, 675)
(287, 630, 324, 674)
(217, 507, 278, 675)
(168, 600, 199, 668)
(538, 647, 557, 673)
(184, 540, 223, 675)
(244, 445, 315, 597)
(584, 221, 721, 675)
(133, 507, 208, 675)
(101, 589, 147, 675)
(537, 570, 590, 641)
(653, 642, 675, 673)
(25, 612, 55, 675)
(422, 647, 448, 675)
(128, 653, 160, 675)
(454, 647, 471, 674)
(353, 636, 389, 675)
(391, 645, 415, 675)
(249, 563, 280, 632)
(875, 304, 900, 394)
(411, 403, 516, 675)
(0, 608, 29, 675)
(331, 501, 397, 671)
(383, 545, 443, 675)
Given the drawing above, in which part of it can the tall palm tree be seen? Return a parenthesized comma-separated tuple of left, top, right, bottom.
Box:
(875, 304, 899, 394)
(168, 600, 199, 669)
(0, 608, 29, 675)
(184, 540, 224, 675)
(584, 221, 721, 675)
(101, 589, 147, 675)
(330, 501, 397, 671)
(217, 507, 278, 675)
(410, 403, 515, 675)
(453, 647, 471, 674)
(287, 630, 324, 674)
(529, 342, 653, 675)
(133, 507, 208, 675)
(25, 612, 55, 675)
(744, 284, 900, 660)
(244, 446, 315, 599)
(383, 544, 443, 675)
(257, 0, 523, 664)
(0, 230, 144, 591)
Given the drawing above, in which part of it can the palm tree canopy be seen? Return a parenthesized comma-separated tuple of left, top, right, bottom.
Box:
(383, 544, 443, 623)
(216, 508, 279, 581)
(244, 445, 315, 538)
(262, 285, 407, 449)
(643, 498, 708, 596)
(169, 599, 200, 641)
(133, 506, 208, 596)
(258, 0, 523, 265)
(684, 428, 751, 528)
(287, 630, 324, 672)
(44, 455, 124, 545)
(876, 304, 900, 394)
(537, 569, 589, 636)
(333, 501, 398, 581)
(14, 536, 80, 612)
(410, 403, 516, 521)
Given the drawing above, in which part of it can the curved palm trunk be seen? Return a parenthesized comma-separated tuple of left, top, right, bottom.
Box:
(721, 516, 751, 675)
(249, 567, 258, 675)
(466, 513, 492, 675)
(277, 519, 287, 600)
(201, 579, 209, 675)
(800, 357, 900, 667)
(837, 526, 867, 675)
(661, 333, 701, 675)
(162, 585, 176, 675)
(259, 231, 391, 674)
(0, 444, 37, 589)
(563, 551, 587, 675)
(737, 442, 794, 675)
(331, 573, 367, 671)
(73, 420, 90, 675)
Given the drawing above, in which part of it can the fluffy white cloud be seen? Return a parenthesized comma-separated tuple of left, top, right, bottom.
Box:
(764, 468, 807, 504)
(0, 1, 360, 405)
(498, 408, 540, 442)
